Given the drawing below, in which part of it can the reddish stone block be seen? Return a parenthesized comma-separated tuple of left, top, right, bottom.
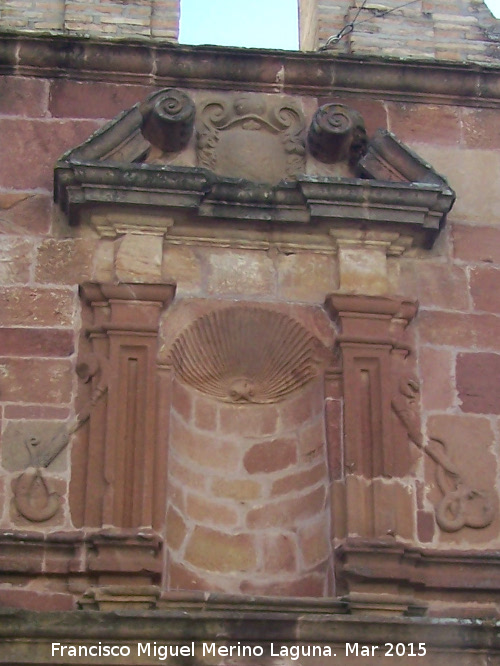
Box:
(35, 239, 97, 285)
(3, 405, 70, 419)
(0, 287, 75, 327)
(244, 437, 297, 474)
(453, 225, 500, 264)
(0, 328, 74, 357)
(169, 455, 207, 491)
(240, 572, 325, 597)
(49, 80, 154, 119)
(298, 418, 326, 463)
(168, 560, 217, 592)
(170, 415, 241, 471)
(419, 347, 455, 411)
(462, 108, 500, 150)
(193, 395, 217, 431)
(271, 462, 326, 496)
(386, 102, 461, 145)
(165, 505, 188, 552)
(171, 380, 193, 422)
(417, 510, 435, 543)
(0, 193, 52, 235)
(298, 518, 330, 568)
(0, 77, 49, 117)
(470, 266, 500, 314)
(0, 358, 73, 403)
(184, 527, 256, 573)
(0, 119, 101, 189)
(415, 262, 469, 311)
(0, 588, 74, 611)
(325, 398, 342, 479)
(185, 493, 238, 527)
(246, 486, 326, 529)
(0, 237, 33, 285)
(262, 533, 297, 574)
(457, 353, 500, 414)
(418, 311, 500, 350)
(211, 477, 261, 501)
(219, 403, 278, 437)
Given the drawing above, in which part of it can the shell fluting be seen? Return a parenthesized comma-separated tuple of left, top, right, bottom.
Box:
(170, 307, 322, 403)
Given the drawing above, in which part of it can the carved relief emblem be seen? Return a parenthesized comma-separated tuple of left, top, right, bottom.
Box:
(196, 93, 306, 184)
(392, 374, 496, 533)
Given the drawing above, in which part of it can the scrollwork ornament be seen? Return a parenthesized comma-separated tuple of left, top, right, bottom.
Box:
(392, 373, 496, 533)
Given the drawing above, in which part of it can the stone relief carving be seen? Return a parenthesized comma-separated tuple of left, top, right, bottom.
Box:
(12, 357, 108, 523)
(308, 103, 368, 166)
(392, 374, 496, 533)
(169, 306, 330, 403)
(196, 93, 306, 183)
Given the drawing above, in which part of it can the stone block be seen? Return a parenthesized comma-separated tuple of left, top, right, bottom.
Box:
(0, 287, 75, 327)
(246, 486, 326, 529)
(49, 80, 153, 119)
(115, 233, 163, 283)
(271, 462, 326, 496)
(0, 237, 33, 284)
(418, 311, 500, 350)
(211, 477, 261, 501)
(184, 527, 256, 573)
(457, 352, 500, 414)
(298, 418, 326, 464)
(298, 518, 330, 568)
(386, 102, 462, 145)
(170, 415, 241, 472)
(462, 107, 500, 150)
(206, 249, 275, 297)
(3, 405, 70, 420)
(218, 403, 278, 437)
(193, 396, 217, 431)
(0, 328, 74, 357)
(168, 560, 216, 592)
(171, 380, 193, 423)
(470, 266, 500, 313)
(169, 456, 207, 492)
(0, 193, 52, 235)
(0, 588, 74, 611)
(243, 437, 297, 474)
(35, 239, 97, 285)
(162, 245, 202, 295)
(185, 493, 238, 528)
(0, 77, 49, 117)
(0, 358, 73, 404)
(415, 262, 469, 311)
(419, 347, 455, 411)
(277, 252, 337, 303)
(0, 119, 102, 189)
(338, 245, 389, 295)
(453, 225, 500, 263)
(165, 505, 188, 552)
(261, 533, 297, 574)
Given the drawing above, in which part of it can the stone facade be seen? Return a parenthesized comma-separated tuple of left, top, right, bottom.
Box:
(1, 2, 500, 664)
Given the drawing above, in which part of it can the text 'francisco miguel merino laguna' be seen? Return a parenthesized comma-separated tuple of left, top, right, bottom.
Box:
(51, 641, 427, 659)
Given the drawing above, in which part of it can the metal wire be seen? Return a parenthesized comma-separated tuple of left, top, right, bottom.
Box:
(319, 0, 422, 50)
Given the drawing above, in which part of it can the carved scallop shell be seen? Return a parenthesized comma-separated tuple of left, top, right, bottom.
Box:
(170, 307, 325, 403)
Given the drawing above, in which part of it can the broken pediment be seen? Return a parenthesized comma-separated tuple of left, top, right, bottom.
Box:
(54, 88, 455, 250)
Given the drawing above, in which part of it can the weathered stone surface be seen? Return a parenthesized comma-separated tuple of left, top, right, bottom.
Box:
(0, 77, 49, 117)
(211, 477, 261, 501)
(0, 193, 52, 236)
(165, 505, 188, 551)
(35, 239, 97, 285)
(184, 527, 256, 573)
(271, 463, 326, 496)
(419, 347, 455, 411)
(337, 246, 389, 295)
(470, 266, 500, 313)
(298, 518, 330, 568)
(185, 493, 238, 527)
(162, 245, 202, 294)
(387, 103, 462, 145)
(0, 119, 101, 189)
(0, 359, 73, 404)
(243, 437, 297, 474)
(218, 403, 279, 437)
(457, 353, 500, 414)
(277, 252, 337, 303)
(0, 328, 73, 357)
(1, 420, 69, 472)
(246, 486, 326, 529)
(206, 249, 275, 296)
(170, 416, 241, 472)
(0, 238, 33, 284)
(261, 533, 297, 573)
(115, 233, 163, 283)
(0, 288, 75, 327)
(453, 225, 500, 263)
(418, 311, 500, 350)
(49, 80, 153, 119)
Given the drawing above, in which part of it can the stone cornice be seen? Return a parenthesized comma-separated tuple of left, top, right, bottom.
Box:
(2, 31, 500, 106)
